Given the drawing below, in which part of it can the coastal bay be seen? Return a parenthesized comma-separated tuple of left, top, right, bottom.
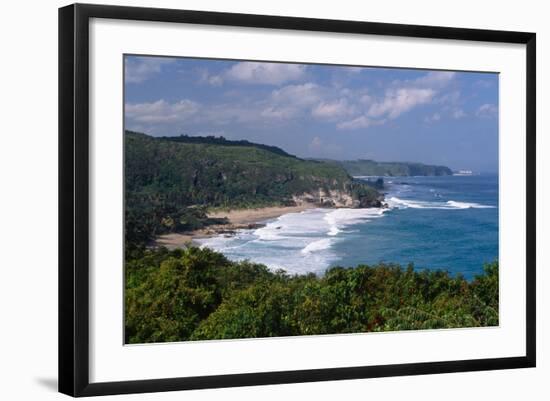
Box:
(194, 175, 498, 279)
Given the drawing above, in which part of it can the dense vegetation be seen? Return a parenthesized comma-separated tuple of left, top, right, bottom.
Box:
(125, 247, 498, 343)
(340, 159, 453, 177)
(158, 134, 297, 158)
(125, 131, 380, 248)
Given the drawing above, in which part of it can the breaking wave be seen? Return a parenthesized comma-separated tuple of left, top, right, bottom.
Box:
(387, 197, 495, 210)
(301, 238, 334, 254)
(198, 207, 387, 274)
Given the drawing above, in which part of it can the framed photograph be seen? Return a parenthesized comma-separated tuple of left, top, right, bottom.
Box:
(59, 3, 536, 397)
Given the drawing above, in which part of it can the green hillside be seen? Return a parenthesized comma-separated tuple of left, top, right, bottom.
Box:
(125, 131, 381, 247)
(340, 159, 453, 176)
(157, 134, 297, 158)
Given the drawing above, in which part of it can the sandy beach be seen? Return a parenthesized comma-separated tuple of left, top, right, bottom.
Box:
(155, 203, 315, 249)
(207, 204, 314, 225)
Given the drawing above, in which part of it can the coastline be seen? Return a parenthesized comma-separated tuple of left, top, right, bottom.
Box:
(155, 203, 316, 249)
(207, 204, 315, 224)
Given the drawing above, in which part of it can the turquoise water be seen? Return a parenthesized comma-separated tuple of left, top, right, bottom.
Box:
(198, 175, 498, 280)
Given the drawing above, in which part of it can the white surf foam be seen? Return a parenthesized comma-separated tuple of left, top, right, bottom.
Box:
(327, 225, 341, 236)
(301, 238, 334, 254)
(197, 206, 389, 275)
(323, 208, 386, 238)
(253, 209, 330, 242)
(387, 196, 495, 210)
(446, 200, 496, 209)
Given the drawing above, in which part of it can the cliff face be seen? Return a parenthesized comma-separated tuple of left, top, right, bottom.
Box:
(293, 187, 384, 209)
(293, 189, 355, 208)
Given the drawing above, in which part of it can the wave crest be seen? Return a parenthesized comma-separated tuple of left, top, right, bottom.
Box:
(387, 197, 495, 210)
(301, 238, 333, 254)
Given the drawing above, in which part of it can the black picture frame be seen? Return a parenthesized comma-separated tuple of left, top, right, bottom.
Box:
(59, 3, 536, 397)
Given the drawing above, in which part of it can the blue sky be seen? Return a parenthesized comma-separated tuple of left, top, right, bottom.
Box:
(125, 55, 499, 172)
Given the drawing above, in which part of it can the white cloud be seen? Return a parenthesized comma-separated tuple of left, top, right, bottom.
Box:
(368, 88, 435, 119)
(476, 103, 498, 118)
(437, 90, 461, 105)
(253, 69, 456, 130)
(424, 113, 441, 123)
(125, 99, 199, 126)
(258, 83, 322, 120)
(452, 109, 467, 119)
(198, 69, 224, 86)
(224, 62, 307, 85)
(125, 57, 173, 84)
(169, 82, 325, 126)
(125, 68, 465, 135)
(312, 98, 353, 120)
(413, 71, 456, 88)
(359, 93, 373, 104)
(269, 83, 321, 106)
(260, 76, 443, 129)
(261, 84, 358, 123)
(337, 116, 375, 130)
(434, 89, 469, 120)
(335, 71, 456, 130)
(207, 75, 224, 86)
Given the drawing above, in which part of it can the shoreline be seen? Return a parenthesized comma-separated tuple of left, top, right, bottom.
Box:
(155, 203, 316, 249)
(208, 203, 315, 225)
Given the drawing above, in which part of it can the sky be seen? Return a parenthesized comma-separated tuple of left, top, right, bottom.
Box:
(124, 55, 499, 172)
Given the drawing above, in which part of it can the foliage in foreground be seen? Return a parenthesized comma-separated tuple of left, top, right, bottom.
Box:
(125, 247, 498, 344)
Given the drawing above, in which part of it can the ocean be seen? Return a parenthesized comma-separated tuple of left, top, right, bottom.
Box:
(197, 174, 499, 280)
